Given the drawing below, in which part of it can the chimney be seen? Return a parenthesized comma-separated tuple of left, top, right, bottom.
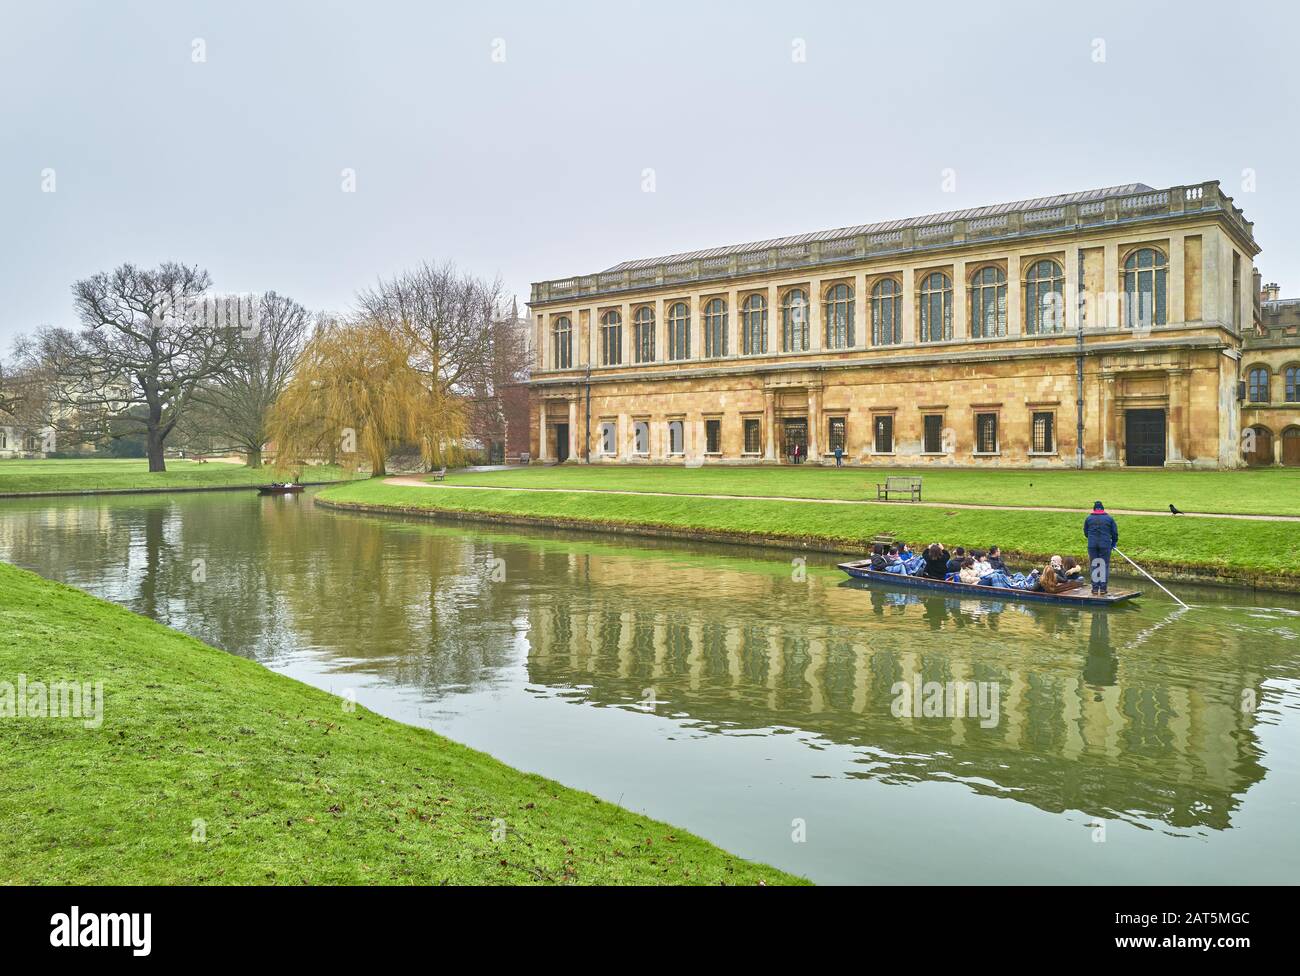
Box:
(1261, 281, 1281, 303)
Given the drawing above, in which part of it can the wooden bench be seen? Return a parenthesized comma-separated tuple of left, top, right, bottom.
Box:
(876, 475, 922, 502)
(431, 466, 447, 481)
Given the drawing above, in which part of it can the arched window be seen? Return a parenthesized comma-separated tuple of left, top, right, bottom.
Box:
(1024, 259, 1065, 335)
(703, 298, 728, 358)
(742, 294, 768, 355)
(633, 306, 655, 363)
(667, 420, 684, 455)
(823, 283, 854, 349)
(919, 272, 952, 343)
(1248, 367, 1270, 403)
(551, 315, 572, 369)
(781, 289, 809, 352)
(667, 302, 691, 361)
(1123, 247, 1167, 329)
(599, 309, 621, 366)
(871, 278, 902, 346)
(969, 266, 1007, 338)
(1285, 366, 1298, 403)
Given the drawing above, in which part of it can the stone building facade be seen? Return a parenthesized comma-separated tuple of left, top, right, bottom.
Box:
(1242, 284, 1300, 466)
(528, 180, 1281, 469)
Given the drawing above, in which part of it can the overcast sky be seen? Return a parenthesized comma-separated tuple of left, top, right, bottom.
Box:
(2, 0, 1297, 350)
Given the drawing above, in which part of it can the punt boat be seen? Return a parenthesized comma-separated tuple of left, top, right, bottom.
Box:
(256, 483, 305, 495)
(837, 560, 1141, 607)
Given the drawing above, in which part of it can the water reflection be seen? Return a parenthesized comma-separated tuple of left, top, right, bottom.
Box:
(2, 490, 1298, 881)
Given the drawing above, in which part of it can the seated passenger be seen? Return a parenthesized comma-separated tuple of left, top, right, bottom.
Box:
(946, 547, 966, 575)
(958, 557, 982, 585)
(986, 546, 1007, 574)
(868, 544, 889, 572)
(970, 550, 992, 577)
(1060, 556, 1085, 582)
(1036, 556, 1074, 594)
(921, 543, 950, 580)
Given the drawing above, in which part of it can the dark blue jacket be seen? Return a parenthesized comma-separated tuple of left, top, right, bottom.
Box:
(1083, 512, 1119, 550)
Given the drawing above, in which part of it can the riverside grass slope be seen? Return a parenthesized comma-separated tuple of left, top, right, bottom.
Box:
(316, 472, 1300, 587)
(0, 562, 800, 886)
(0, 458, 355, 495)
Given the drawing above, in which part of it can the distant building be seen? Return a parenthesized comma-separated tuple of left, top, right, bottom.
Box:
(1242, 281, 1300, 465)
(527, 180, 1291, 468)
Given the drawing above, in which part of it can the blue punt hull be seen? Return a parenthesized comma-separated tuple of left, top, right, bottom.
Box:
(837, 561, 1141, 607)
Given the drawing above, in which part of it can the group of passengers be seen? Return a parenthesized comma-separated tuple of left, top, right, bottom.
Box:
(865, 542, 1086, 594)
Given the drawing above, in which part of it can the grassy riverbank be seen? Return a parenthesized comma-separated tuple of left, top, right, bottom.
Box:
(441, 465, 1300, 516)
(317, 477, 1300, 584)
(0, 458, 354, 495)
(0, 561, 798, 885)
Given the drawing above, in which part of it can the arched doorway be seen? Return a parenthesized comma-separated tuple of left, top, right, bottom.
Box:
(1245, 425, 1273, 466)
(1283, 427, 1300, 467)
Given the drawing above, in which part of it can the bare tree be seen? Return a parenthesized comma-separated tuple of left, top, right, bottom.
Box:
(45, 262, 234, 471)
(356, 261, 508, 468)
(197, 292, 311, 467)
(2, 338, 58, 447)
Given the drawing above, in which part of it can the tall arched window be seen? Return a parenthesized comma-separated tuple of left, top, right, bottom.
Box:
(703, 298, 728, 358)
(667, 302, 691, 361)
(824, 283, 854, 349)
(969, 266, 1007, 338)
(599, 309, 621, 366)
(1248, 367, 1270, 403)
(871, 278, 902, 346)
(633, 306, 655, 363)
(1124, 247, 1167, 329)
(742, 294, 768, 355)
(551, 315, 572, 369)
(1024, 259, 1065, 335)
(1286, 366, 1299, 403)
(781, 289, 809, 352)
(918, 272, 952, 343)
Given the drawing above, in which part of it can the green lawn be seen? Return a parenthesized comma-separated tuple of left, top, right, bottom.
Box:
(318, 478, 1300, 582)
(0, 561, 798, 885)
(0, 458, 354, 495)
(440, 464, 1300, 516)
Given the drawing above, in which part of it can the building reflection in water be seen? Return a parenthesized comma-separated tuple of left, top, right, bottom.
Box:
(521, 549, 1283, 835)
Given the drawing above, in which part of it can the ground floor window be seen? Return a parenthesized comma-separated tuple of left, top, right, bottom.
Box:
(705, 419, 721, 454)
(668, 419, 684, 455)
(975, 413, 998, 454)
(1031, 411, 1055, 454)
(743, 418, 762, 454)
(634, 421, 649, 455)
(922, 414, 943, 453)
(828, 417, 846, 455)
(600, 421, 616, 455)
(873, 415, 894, 454)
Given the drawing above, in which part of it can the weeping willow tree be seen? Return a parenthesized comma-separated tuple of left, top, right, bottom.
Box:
(268, 317, 464, 476)
(356, 261, 507, 471)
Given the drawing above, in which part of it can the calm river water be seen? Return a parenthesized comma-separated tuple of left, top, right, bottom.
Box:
(2, 489, 1298, 884)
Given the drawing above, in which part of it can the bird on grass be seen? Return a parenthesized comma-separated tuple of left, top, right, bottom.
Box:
(1169, 503, 1183, 516)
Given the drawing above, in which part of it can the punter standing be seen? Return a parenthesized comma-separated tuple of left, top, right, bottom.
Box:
(1083, 500, 1119, 595)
